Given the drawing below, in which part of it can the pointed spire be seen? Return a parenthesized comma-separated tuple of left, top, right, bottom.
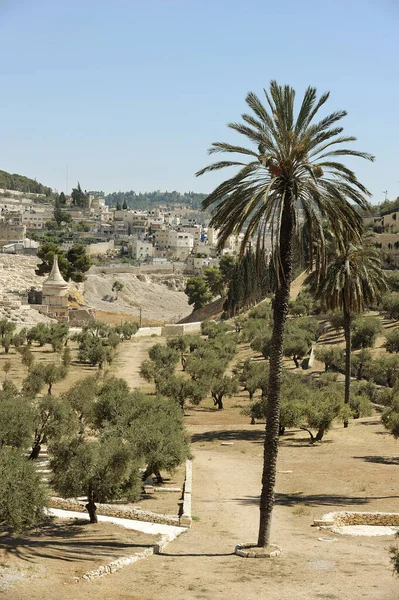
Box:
(44, 254, 67, 285)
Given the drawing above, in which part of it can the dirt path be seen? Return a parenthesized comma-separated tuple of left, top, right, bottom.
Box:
(112, 336, 165, 389)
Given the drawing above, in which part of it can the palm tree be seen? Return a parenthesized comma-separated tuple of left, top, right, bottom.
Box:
(313, 243, 387, 426)
(196, 81, 373, 548)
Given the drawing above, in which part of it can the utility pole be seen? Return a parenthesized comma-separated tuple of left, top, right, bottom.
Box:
(384, 190, 388, 201)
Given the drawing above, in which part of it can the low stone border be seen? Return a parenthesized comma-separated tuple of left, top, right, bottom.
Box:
(82, 547, 155, 580)
(314, 511, 399, 528)
(179, 459, 192, 527)
(235, 543, 282, 558)
(49, 497, 180, 526)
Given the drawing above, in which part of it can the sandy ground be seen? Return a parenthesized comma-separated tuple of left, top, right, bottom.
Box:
(2, 334, 399, 600)
(0, 519, 157, 593)
(84, 272, 191, 323)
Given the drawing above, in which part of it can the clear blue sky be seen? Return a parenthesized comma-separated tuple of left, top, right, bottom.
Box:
(0, 0, 398, 202)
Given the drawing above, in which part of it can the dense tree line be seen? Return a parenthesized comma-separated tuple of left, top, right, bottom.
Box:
(0, 169, 52, 195)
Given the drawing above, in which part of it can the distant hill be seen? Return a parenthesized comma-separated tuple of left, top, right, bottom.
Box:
(0, 170, 52, 196)
(105, 190, 208, 211)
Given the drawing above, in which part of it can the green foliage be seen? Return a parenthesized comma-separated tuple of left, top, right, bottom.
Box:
(382, 293, 399, 320)
(289, 290, 315, 316)
(0, 386, 34, 449)
(114, 322, 139, 340)
(381, 395, 399, 438)
(351, 317, 381, 349)
(29, 394, 78, 459)
(0, 447, 47, 532)
(315, 346, 345, 372)
(50, 435, 141, 521)
(349, 393, 372, 419)
(66, 245, 92, 282)
(35, 243, 92, 282)
(386, 271, 399, 293)
(185, 276, 212, 311)
(210, 376, 238, 409)
(250, 329, 272, 359)
(351, 349, 373, 380)
(201, 320, 231, 338)
(224, 249, 272, 317)
(0, 169, 52, 195)
(53, 195, 72, 227)
(385, 328, 399, 353)
(235, 359, 269, 400)
(62, 347, 72, 367)
(218, 255, 236, 284)
(71, 182, 88, 208)
(204, 267, 225, 298)
(112, 280, 124, 298)
(367, 355, 399, 387)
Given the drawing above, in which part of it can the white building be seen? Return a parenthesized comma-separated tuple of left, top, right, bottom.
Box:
(130, 240, 154, 261)
(154, 229, 194, 259)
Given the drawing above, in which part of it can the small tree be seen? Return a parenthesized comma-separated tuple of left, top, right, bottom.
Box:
(351, 349, 373, 380)
(382, 397, 399, 438)
(62, 346, 72, 367)
(50, 435, 140, 523)
(166, 336, 189, 370)
(351, 317, 381, 350)
(3, 359, 11, 379)
(29, 394, 77, 460)
(382, 293, 399, 320)
(184, 276, 212, 311)
(283, 330, 310, 368)
(385, 328, 399, 354)
(112, 280, 124, 299)
(210, 376, 238, 410)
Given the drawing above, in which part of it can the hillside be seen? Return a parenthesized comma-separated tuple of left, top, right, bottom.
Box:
(105, 189, 208, 211)
(0, 169, 52, 196)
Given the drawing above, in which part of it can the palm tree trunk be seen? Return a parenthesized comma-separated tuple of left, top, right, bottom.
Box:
(257, 199, 293, 548)
(343, 309, 351, 428)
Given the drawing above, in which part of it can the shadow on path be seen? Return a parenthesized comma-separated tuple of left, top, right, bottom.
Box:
(354, 455, 399, 466)
(233, 492, 399, 508)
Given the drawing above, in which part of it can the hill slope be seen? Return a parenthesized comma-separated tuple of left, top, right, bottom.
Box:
(0, 169, 52, 195)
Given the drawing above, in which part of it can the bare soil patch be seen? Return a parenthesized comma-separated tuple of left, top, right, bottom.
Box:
(0, 518, 157, 592)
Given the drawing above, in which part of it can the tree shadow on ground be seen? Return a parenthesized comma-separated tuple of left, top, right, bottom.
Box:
(234, 492, 399, 507)
(158, 551, 235, 558)
(191, 429, 265, 444)
(0, 520, 155, 564)
(354, 455, 399, 466)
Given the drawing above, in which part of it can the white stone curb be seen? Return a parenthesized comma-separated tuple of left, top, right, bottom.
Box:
(47, 508, 187, 580)
(180, 459, 192, 527)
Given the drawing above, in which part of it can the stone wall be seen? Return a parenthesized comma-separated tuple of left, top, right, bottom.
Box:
(162, 322, 202, 336)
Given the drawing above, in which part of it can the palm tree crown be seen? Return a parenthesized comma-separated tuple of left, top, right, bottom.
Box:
(315, 244, 388, 314)
(197, 81, 373, 271)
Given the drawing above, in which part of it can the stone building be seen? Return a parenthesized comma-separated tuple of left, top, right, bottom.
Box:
(41, 255, 69, 319)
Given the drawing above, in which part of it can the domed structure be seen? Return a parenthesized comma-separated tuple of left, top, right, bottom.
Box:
(41, 255, 69, 318)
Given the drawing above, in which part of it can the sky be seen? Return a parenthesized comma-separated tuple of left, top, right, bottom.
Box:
(0, 0, 398, 202)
